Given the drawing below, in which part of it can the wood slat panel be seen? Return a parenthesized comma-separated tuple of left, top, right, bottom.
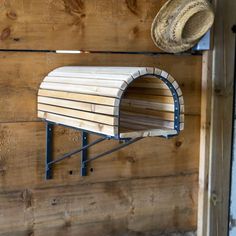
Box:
(39, 67, 184, 138)
(130, 82, 169, 89)
(48, 70, 134, 81)
(38, 96, 118, 116)
(0, 0, 168, 51)
(0, 52, 201, 122)
(120, 113, 175, 129)
(123, 93, 174, 104)
(120, 128, 177, 138)
(122, 98, 174, 112)
(38, 89, 120, 106)
(40, 82, 123, 98)
(38, 103, 117, 126)
(120, 120, 156, 131)
(50, 66, 147, 75)
(120, 107, 176, 121)
(120, 110, 184, 123)
(128, 87, 173, 96)
(44, 76, 128, 89)
(0, 174, 197, 235)
(38, 111, 117, 136)
(49, 67, 137, 83)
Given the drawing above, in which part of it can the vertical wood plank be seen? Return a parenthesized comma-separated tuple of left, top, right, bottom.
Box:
(197, 51, 212, 236)
(198, 0, 236, 235)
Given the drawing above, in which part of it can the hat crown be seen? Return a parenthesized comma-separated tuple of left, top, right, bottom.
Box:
(151, 0, 215, 53)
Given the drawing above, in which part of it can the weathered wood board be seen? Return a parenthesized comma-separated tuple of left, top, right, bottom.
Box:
(0, 52, 201, 235)
(0, 174, 198, 236)
(0, 52, 202, 122)
(0, 114, 199, 190)
(0, 0, 167, 51)
(0, 1, 202, 235)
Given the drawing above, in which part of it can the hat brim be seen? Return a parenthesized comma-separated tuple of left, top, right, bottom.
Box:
(151, 0, 214, 53)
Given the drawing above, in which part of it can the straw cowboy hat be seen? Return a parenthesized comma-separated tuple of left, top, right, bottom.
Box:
(151, 0, 214, 53)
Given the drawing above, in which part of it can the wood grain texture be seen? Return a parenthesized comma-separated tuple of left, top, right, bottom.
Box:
(0, 1, 202, 232)
(0, 0, 167, 51)
(205, 1, 236, 236)
(0, 52, 202, 123)
(0, 174, 198, 236)
(0, 114, 199, 191)
(197, 52, 212, 236)
(38, 66, 184, 138)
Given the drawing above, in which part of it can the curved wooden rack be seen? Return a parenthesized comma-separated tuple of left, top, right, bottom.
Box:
(38, 66, 184, 140)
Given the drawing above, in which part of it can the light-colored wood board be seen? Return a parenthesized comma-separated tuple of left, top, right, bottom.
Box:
(130, 81, 169, 89)
(38, 96, 118, 116)
(38, 111, 117, 136)
(120, 121, 158, 131)
(121, 98, 175, 112)
(201, 0, 236, 235)
(197, 52, 212, 236)
(127, 87, 173, 96)
(120, 107, 175, 121)
(121, 99, 184, 113)
(44, 76, 128, 89)
(133, 76, 164, 84)
(0, 115, 199, 190)
(0, 174, 198, 235)
(123, 93, 175, 104)
(40, 82, 123, 98)
(38, 103, 118, 126)
(38, 89, 120, 106)
(49, 66, 145, 78)
(120, 128, 177, 138)
(0, 52, 201, 122)
(48, 71, 133, 81)
(0, 0, 167, 51)
(120, 109, 184, 122)
(120, 114, 175, 129)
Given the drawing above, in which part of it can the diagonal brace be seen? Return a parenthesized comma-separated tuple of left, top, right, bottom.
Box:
(82, 137, 143, 166)
(48, 136, 108, 166)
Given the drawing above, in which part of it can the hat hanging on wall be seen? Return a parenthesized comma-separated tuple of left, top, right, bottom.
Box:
(151, 0, 215, 53)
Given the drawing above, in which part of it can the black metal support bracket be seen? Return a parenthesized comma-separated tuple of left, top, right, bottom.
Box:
(45, 123, 143, 179)
(81, 131, 88, 176)
(46, 122, 53, 179)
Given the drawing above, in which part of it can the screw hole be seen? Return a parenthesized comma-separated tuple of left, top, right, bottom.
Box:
(90, 168, 94, 172)
(51, 198, 57, 205)
(69, 170, 73, 175)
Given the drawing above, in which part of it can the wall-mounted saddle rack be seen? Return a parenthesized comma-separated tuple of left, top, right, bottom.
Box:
(37, 66, 184, 178)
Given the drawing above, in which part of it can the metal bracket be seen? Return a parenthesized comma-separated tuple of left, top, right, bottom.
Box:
(81, 131, 88, 176)
(154, 74, 181, 134)
(46, 122, 53, 179)
(192, 30, 211, 51)
(83, 137, 143, 165)
(45, 123, 143, 179)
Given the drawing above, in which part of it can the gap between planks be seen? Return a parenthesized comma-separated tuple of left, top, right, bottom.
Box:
(0, 49, 202, 56)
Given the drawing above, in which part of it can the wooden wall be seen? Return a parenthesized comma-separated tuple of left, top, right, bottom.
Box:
(0, 1, 202, 235)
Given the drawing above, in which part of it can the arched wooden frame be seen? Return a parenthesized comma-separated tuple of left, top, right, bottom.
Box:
(38, 66, 184, 139)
